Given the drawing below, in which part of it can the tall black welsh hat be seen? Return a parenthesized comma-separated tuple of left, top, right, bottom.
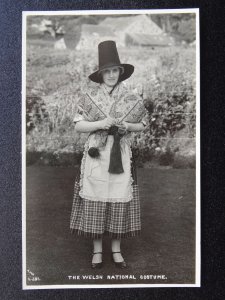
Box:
(89, 40, 134, 83)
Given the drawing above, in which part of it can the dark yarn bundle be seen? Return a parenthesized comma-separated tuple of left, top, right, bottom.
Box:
(108, 126, 124, 174)
(87, 126, 124, 174)
(88, 147, 100, 158)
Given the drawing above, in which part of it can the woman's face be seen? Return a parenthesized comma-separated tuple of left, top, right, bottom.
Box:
(101, 66, 120, 87)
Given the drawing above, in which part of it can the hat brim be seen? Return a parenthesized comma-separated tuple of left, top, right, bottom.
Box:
(88, 64, 134, 84)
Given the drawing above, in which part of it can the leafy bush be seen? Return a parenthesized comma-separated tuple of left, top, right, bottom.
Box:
(130, 47, 196, 165)
(26, 92, 48, 132)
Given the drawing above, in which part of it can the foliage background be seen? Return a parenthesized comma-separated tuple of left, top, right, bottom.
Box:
(26, 14, 196, 168)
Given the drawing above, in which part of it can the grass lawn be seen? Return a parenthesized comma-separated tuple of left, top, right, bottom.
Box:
(26, 166, 196, 286)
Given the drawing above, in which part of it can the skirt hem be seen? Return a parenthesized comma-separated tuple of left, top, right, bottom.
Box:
(70, 228, 141, 239)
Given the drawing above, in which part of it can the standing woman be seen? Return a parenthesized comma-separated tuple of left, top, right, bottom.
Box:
(70, 41, 148, 269)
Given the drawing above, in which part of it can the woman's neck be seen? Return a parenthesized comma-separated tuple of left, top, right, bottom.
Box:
(103, 82, 119, 94)
(103, 83, 113, 93)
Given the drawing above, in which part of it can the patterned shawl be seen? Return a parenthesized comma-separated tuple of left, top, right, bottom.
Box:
(76, 82, 146, 124)
(74, 82, 147, 173)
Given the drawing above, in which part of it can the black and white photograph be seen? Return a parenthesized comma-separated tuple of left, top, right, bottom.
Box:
(22, 9, 200, 289)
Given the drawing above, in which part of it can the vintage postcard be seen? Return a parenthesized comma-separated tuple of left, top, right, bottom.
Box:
(22, 8, 200, 289)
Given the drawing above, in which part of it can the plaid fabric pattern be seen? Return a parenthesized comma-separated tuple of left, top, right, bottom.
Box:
(70, 180, 141, 239)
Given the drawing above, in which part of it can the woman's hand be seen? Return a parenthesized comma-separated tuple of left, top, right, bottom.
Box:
(99, 116, 116, 130)
(118, 121, 129, 135)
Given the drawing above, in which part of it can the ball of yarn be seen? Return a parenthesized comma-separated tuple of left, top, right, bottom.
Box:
(88, 147, 100, 158)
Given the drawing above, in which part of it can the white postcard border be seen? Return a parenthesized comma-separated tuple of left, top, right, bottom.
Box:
(22, 8, 200, 289)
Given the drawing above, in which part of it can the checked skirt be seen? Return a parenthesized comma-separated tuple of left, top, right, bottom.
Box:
(70, 159, 141, 239)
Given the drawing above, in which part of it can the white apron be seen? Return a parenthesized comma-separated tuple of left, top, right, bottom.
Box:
(79, 135, 133, 203)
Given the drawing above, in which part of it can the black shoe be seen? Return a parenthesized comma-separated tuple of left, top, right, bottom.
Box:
(111, 251, 127, 269)
(92, 252, 103, 269)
